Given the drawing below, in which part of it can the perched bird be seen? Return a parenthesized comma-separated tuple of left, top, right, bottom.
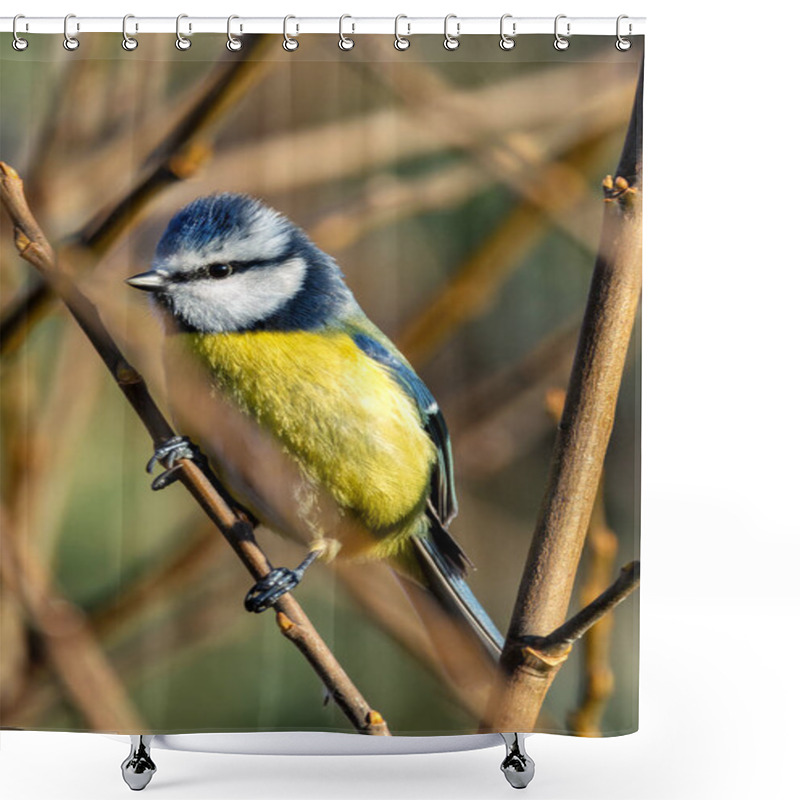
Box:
(127, 193, 504, 658)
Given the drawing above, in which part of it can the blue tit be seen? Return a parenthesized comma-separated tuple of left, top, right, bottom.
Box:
(127, 193, 504, 658)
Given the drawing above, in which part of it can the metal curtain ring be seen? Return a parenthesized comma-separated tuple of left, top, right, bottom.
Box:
(616, 15, 632, 51)
(499, 14, 516, 50)
(63, 13, 79, 51)
(283, 16, 299, 51)
(553, 14, 570, 51)
(394, 15, 410, 50)
(122, 15, 138, 51)
(443, 14, 460, 51)
(176, 14, 191, 50)
(227, 15, 242, 51)
(339, 14, 355, 50)
(12, 15, 28, 51)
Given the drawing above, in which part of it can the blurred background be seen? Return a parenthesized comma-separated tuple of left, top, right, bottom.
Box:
(0, 33, 640, 736)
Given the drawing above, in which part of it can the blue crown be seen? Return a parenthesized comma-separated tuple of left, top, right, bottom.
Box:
(155, 193, 264, 259)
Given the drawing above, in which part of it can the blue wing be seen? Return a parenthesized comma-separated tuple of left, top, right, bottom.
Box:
(351, 327, 502, 656)
(350, 329, 458, 528)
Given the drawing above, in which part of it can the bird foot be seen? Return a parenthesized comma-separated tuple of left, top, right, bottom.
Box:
(146, 436, 201, 490)
(244, 550, 321, 612)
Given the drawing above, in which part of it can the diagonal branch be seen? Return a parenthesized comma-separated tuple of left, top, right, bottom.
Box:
(482, 63, 643, 733)
(0, 161, 390, 737)
(1, 36, 275, 356)
(522, 561, 640, 656)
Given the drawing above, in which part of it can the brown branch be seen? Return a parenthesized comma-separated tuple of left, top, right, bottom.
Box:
(368, 56, 624, 366)
(309, 162, 491, 253)
(447, 321, 579, 481)
(0, 36, 275, 356)
(153, 64, 634, 214)
(0, 162, 390, 737)
(0, 504, 144, 731)
(546, 387, 623, 736)
(396, 133, 607, 366)
(483, 64, 643, 732)
(523, 562, 640, 656)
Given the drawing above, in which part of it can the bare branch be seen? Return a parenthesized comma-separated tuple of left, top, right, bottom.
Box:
(523, 562, 640, 656)
(396, 135, 607, 366)
(545, 388, 623, 736)
(0, 162, 390, 737)
(1, 36, 275, 356)
(483, 64, 643, 732)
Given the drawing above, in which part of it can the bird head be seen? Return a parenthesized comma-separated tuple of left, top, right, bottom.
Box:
(127, 193, 352, 333)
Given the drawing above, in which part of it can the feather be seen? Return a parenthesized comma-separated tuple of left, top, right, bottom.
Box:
(349, 327, 458, 528)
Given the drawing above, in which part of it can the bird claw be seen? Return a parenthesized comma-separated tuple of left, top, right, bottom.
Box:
(243, 550, 321, 613)
(147, 436, 198, 491)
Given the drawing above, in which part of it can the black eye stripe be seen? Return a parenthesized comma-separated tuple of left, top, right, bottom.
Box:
(165, 256, 289, 284)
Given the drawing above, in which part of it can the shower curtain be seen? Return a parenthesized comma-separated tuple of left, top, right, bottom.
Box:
(0, 28, 642, 738)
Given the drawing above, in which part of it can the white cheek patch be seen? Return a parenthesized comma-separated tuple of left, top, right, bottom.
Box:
(170, 257, 307, 332)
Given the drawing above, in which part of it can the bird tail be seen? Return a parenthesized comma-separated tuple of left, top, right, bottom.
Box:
(408, 515, 505, 662)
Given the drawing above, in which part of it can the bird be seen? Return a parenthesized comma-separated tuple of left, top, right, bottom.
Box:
(127, 193, 504, 659)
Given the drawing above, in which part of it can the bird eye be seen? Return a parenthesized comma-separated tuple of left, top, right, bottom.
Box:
(208, 263, 233, 279)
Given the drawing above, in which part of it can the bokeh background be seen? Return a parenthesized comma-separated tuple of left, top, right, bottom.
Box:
(0, 33, 640, 735)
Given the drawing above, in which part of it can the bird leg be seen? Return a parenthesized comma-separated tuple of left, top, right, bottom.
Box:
(244, 549, 321, 612)
(146, 435, 202, 490)
(144, 436, 257, 524)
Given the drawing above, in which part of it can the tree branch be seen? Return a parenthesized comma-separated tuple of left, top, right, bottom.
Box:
(1, 36, 275, 356)
(483, 63, 643, 732)
(0, 162, 390, 737)
(545, 387, 624, 736)
(522, 562, 640, 656)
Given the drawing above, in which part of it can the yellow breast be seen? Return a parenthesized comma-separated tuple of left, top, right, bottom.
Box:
(181, 329, 435, 533)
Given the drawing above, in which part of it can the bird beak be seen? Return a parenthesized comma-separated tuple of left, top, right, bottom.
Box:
(126, 270, 167, 292)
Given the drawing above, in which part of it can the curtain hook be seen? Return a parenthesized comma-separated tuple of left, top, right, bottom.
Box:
(443, 14, 460, 51)
(553, 14, 570, 51)
(176, 14, 191, 50)
(122, 15, 138, 51)
(63, 13, 79, 51)
(499, 14, 516, 50)
(283, 15, 299, 51)
(339, 14, 355, 50)
(616, 15, 632, 51)
(394, 15, 410, 51)
(227, 15, 243, 51)
(12, 14, 28, 51)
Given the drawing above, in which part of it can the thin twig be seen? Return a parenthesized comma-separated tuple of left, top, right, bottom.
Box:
(154, 64, 635, 211)
(396, 132, 609, 365)
(0, 36, 275, 356)
(523, 562, 640, 656)
(483, 63, 643, 733)
(0, 162, 390, 737)
(309, 162, 491, 253)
